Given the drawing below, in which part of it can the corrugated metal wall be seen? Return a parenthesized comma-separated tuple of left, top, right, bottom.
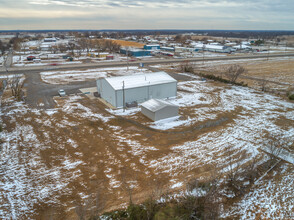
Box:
(98, 80, 177, 108)
(155, 106, 179, 121)
(141, 106, 156, 121)
(100, 79, 116, 107)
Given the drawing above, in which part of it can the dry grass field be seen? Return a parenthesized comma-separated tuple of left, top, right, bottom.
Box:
(162, 57, 294, 94)
(110, 39, 145, 48)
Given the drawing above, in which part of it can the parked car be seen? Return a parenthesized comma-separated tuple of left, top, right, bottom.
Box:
(58, 89, 66, 97)
(27, 56, 36, 61)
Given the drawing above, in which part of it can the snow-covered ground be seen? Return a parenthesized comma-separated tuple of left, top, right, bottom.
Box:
(0, 96, 113, 219)
(40, 66, 153, 84)
(0, 74, 23, 79)
(0, 74, 293, 219)
(222, 163, 294, 219)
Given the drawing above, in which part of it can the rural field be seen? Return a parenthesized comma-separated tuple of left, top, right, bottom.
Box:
(0, 61, 293, 219)
(109, 39, 145, 48)
(155, 56, 294, 94)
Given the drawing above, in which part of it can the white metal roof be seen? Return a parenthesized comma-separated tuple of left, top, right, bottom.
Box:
(205, 44, 226, 50)
(145, 44, 160, 47)
(105, 72, 177, 90)
(141, 99, 178, 112)
(233, 44, 252, 49)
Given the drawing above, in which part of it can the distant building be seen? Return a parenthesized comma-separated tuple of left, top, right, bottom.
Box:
(88, 52, 109, 58)
(233, 44, 252, 50)
(96, 72, 177, 108)
(40, 44, 52, 51)
(174, 47, 196, 53)
(44, 38, 57, 43)
(141, 99, 179, 121)
(161, 47, 175, 52)
(205, 45, 232, 53)
(120, 48, 151, 57)
(144, 44, 161, 50)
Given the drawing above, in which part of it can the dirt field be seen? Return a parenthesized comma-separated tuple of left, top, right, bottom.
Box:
(110, 39, 145, 48)
(1, 68, 293, 219)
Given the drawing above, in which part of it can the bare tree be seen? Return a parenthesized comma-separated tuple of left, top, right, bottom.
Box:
(225, 64, 247, 83)
(244, 156, 259, 185)
(51, 45, 58, 54)
(120, 166, 137, 205)
(225, 148, 247, 196)
(92, 40, 102, 55)
(77, 38, 93, 54)
(104, 40, 120, 53)
(20, 41, 27, 55)
(57, 44, 67, 53)
(7, 75, 24, 101)
(67, 42, 76, 56)
(259, 77, 268, 92)
(0, 40, 10, 56)
(266, 134, 284, 164)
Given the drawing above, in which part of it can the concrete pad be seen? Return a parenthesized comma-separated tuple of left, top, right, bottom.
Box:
(98, 98, 116, 109)
(79, 87, 97, 99)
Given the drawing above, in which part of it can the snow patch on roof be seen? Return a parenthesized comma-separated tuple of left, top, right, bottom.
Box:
(141, 98, 178, 112)
(104, 72, 177, 90)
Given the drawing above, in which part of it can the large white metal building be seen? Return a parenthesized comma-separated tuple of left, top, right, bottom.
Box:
(96, 72, 177, 108)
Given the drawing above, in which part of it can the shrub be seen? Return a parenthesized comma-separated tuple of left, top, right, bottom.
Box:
(288, 93, 294, 100)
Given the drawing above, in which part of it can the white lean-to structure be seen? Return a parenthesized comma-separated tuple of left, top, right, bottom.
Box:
(141, 99, 179, 121)
(96, 72, 177, 108)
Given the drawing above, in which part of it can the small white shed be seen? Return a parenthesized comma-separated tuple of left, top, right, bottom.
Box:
(141, 99, 179, 121)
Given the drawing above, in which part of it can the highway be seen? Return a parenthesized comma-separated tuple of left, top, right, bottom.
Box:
(1, 52, 294, 74)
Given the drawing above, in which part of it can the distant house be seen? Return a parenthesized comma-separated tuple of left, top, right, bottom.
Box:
(141, 99, 179, 121)
(96, 72, 177, 108)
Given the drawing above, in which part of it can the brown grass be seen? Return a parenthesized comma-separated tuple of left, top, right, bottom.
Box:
(110, 40, 145, 48)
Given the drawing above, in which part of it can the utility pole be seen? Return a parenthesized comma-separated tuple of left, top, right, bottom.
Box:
(122, 81, 125, 112)
(202, 45, 205, 65)
(267, 44, 270, 61)
(126, 47, 129, 71)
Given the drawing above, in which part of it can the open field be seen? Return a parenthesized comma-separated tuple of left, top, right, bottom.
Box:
(155, 56, 294, 94)
(0, 67, 293, 219)
(110, 39, 145, 48)
(196, 57, 294, 92)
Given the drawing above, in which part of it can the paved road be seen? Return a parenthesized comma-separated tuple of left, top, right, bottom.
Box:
(1, 52, 294, 74)
(4, 50, 13, 68)
(24, 70, 95, 109)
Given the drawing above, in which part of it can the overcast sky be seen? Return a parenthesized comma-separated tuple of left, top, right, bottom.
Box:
(0, 0, 293, 30)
